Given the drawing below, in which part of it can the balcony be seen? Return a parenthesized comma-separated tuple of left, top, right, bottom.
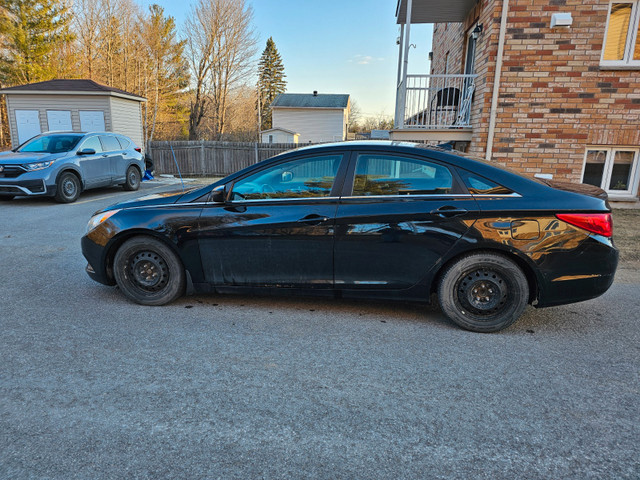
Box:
(391, 74, 476, 142)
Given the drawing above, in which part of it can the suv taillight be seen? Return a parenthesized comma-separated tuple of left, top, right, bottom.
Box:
(134, 147, 142, 153)
(556, 213, 613, 237)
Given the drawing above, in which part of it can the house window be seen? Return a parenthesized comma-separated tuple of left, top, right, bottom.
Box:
(582, 147, 640, 196)
(601, 1, 640, 67)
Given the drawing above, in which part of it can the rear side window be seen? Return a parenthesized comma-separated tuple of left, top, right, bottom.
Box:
(117, 136, 131, 149)
(459, 171, 513, 195)
(352, 154, 453, 196)
(100, 135, 121, 152)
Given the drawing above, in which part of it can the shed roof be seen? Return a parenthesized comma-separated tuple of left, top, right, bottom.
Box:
(271, 93, 350, 109)
(0, 79, 146, 102)
(262, 127, 299, 135)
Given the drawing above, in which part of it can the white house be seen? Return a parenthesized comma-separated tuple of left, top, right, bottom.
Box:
(0, 79, 146, 149)
(271, 92, 350, 144)
(260, 127, 300, 144)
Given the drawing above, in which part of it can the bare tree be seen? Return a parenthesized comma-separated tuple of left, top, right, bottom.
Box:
(72, 0, 104, 79)
(185, 0, 257, 140)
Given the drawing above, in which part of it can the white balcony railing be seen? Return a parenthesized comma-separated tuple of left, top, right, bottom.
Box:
(395, 74, 477, 129)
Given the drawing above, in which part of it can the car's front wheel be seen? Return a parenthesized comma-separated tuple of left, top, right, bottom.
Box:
(438, 252, 529, 332)
(55, 172, 81, 203)
(123, 166, 141, 191)
(113, 236, 185, 305)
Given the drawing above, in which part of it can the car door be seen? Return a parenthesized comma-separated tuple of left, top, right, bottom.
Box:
(196, 153, 347, 288)
(99, 135, 125, 184)
(76, 135, 110, 188)
(333, 151, 479, 290)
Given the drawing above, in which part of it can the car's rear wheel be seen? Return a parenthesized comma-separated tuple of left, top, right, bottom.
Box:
(113, 236, 185, 305)
(438, 252, 529, 332)
(123, 166, 141, 191)
(55, 172, 81, 203)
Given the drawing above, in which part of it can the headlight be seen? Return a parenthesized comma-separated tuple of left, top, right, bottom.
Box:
(24, 160, 55, 171)
(86, 210, 120, 233)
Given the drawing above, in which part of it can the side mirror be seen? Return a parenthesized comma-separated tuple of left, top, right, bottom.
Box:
(209, 185, 226, 203)
(77, 148, 96, 155)
(281, 171, 293, 183)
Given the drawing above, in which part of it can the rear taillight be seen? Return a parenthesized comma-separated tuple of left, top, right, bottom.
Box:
(556, 213, 613, 237)
(134, 147, 142, 153)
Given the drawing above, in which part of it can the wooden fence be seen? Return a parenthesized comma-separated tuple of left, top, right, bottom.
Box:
(147, 141, 301, 177)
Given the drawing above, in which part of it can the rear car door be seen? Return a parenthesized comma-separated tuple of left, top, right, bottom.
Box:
(77, 136, 109, 188)
(99, 135, 125, 184)
(197, 153, 347, 287)
(334, 151, 479, 290)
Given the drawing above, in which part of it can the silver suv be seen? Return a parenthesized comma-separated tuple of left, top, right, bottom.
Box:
(0, 132, 145, 203)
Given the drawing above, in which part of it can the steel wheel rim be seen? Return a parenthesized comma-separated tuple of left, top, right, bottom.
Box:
(456, 268, 509, 317)
(63, 178, 77, 197)
(128, 251, 169, 292)
(128, 170, 139, 187)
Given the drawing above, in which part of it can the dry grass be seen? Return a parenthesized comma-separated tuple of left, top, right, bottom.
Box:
(612, 209, 640, 268)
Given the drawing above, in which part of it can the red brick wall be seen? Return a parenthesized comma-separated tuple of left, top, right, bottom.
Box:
(432, 0, 640, 194)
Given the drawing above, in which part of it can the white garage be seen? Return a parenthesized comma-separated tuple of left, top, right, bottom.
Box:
(0, 79, 146, 149)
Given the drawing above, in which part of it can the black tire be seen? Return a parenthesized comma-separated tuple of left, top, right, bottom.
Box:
(54, 172, 81, 203)
(113, 236, 185, 305)
(438, 252, 529, 333)
(0, 195, 14, 201)
(123, 166, 141, 191)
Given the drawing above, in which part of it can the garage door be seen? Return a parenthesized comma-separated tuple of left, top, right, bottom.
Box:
(15, 110, 42, 144)
(47, 110, 73, 131)
(79, 111, 106, 132)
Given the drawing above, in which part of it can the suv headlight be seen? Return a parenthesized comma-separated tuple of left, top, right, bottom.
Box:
(86, 210, 120, 233)
(24, 160, 55, 171)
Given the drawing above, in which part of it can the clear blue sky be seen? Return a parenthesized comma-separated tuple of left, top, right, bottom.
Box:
(140, 0, 433, 120)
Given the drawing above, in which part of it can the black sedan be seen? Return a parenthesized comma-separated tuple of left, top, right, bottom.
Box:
(81, 141, 618, 332)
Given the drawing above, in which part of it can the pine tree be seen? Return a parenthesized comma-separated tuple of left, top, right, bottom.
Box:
(0, 0, 74, 85)
(257, 37, 286, 131)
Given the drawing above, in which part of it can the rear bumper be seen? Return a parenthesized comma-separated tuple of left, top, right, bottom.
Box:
(535, 236, 618, 307)
(0, 178, 49, 196)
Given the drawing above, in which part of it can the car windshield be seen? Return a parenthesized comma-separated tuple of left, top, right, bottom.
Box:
(18, 134, 83, 153)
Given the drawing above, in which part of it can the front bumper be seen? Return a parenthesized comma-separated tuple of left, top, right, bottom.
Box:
(81, 234, 116, 286)
(0, 178, 49, 196)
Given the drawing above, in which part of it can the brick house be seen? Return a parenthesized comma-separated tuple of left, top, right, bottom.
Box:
(391, 0, 640, 202)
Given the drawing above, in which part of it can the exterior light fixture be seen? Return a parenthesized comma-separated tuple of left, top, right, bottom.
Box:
(471, 24, 483, 40)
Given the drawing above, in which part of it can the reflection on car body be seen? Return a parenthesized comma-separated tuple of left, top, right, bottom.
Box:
(81, 141, 618, 332)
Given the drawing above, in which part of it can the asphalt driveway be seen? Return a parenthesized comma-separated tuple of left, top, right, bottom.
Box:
(1, 182, 638, 479)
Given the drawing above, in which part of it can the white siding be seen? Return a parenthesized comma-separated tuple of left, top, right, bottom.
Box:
(5, 94, 111, 147)
(272, 108, 346, 144)
(109, 97, 144, 150)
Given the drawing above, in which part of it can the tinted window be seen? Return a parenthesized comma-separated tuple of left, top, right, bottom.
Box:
(100, 135, 121, 152)
(78, 136, 103, 153)
(352, 154, 453, 196)
(459, 171, 513, 195)
(231, 155, 342, 201)
(19, 134, 82, 153)
(117, 136, 131, 149)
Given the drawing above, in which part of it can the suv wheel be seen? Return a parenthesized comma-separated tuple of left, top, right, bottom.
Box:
(123, 166, 141, 191)
(55, 172, 81, 203)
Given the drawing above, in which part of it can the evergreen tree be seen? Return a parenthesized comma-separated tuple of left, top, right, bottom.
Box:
(0, 0, 74, 85)
(257, 37, 286, 131)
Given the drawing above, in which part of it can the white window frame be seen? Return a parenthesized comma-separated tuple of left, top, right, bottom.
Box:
(581, 147, 640, 197)
(600, 0, 640, 68)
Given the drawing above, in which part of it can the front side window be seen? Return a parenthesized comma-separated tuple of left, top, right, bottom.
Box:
(79, 136, 103, 153)
(583, 147, 640, 196)
(231, 155, 342, 201)
(601, 1, 640, 67)
(18, 134, 82, 153)
(352, 154, 453, 196)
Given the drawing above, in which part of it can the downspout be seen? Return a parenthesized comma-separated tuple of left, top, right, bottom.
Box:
(485, 0, 510, 161)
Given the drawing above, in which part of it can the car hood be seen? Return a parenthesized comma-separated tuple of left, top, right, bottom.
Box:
(99, 186, 203, 213)
(0, 151, 65, 164)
